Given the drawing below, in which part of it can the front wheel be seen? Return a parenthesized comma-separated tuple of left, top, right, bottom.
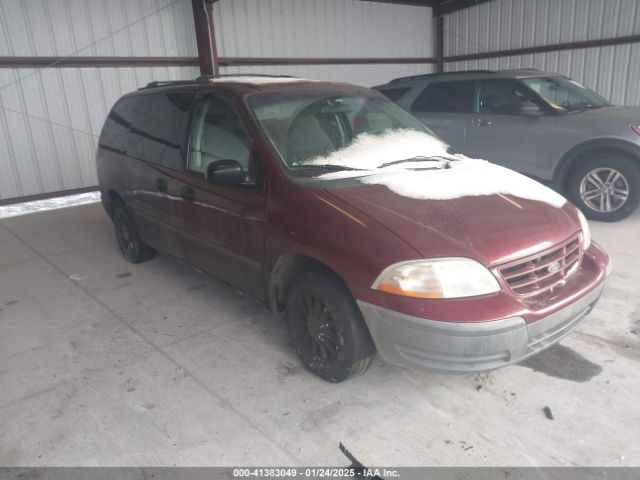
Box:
(285, 271, 375, 382)
(568, 153, 640, 222)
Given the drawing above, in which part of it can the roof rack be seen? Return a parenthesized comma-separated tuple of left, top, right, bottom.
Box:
(197, 74, 297, 80)
(140, 80, 195, 90)
(140, 73, 297, 90)
(389, 70, 494, 83)
(498, 68, 544, 73)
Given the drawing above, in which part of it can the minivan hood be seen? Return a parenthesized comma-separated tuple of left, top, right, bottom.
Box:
(323, 165, 580, 267)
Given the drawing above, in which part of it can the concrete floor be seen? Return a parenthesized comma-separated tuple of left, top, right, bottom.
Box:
(0, 202, 638, 467)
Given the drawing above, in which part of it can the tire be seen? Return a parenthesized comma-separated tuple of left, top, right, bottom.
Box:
(285, 271, 375, 382)
(112, 204, 155, 263)
(567, 152, 640, 222)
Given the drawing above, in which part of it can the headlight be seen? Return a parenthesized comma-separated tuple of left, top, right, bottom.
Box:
(372, 258, 501, 299)
(631, 124, 640, 136)
(577, 209, 591, 250)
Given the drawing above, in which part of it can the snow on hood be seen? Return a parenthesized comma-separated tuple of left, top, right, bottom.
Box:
(308, 129, 452, 170)
(360, 160, 567, 208)
(309, 130, 567, 208)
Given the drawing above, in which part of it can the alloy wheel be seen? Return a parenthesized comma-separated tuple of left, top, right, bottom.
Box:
(579, 167, 630, 213)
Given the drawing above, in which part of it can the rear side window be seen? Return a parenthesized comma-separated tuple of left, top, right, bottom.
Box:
(411, 81, 474, 113)
(127, 92, 194, 169)
(99, 96, 139, 152)
(377, 87, 410, 102)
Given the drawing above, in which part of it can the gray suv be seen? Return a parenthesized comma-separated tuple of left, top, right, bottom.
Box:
(375, 69, 640, 222)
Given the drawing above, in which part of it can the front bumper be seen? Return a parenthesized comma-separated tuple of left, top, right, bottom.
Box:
(357, 281, 605, 374)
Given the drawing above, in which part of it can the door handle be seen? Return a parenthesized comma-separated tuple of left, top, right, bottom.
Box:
(180, 186, 196, 202)
(474, 118, 492, 127)
(155, 177, 168, 192)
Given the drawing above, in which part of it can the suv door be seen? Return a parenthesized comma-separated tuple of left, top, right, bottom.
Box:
(175, 94, 266, 299)
(409, 80, 474, 151)
(121, 92, 194, 259)
(464, 79, 557, 177)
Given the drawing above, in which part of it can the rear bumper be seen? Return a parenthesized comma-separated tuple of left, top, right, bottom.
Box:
(357, 281, 605, 374)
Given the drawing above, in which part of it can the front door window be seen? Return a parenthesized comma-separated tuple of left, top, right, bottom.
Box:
(475, 80, 540, 115)
(188, 97, 252, 175)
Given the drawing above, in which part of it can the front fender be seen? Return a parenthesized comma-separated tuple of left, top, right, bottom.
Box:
(554, 137, 640, 189)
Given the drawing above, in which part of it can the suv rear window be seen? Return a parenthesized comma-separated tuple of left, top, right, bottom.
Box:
(127, 92, 194, 169)
(411, 81, 474, 113)
(376, 87, 410, 102)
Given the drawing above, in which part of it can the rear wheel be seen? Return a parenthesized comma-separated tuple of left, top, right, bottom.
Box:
(568, 152, 640, 222)
(285, 271, 375, 382)
(113, 204, 155, 263)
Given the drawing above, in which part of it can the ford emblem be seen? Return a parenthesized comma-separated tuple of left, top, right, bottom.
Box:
(547, 261, 562, 274)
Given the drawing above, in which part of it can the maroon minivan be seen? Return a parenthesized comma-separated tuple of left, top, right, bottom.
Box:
(97, 75, 610, 382)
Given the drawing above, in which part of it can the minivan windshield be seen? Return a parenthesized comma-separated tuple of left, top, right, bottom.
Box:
(246, 91, 447, 174)
(521, 76, 610, 112)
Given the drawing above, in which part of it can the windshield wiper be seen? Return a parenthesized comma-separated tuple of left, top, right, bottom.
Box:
(296, 164, 366, 171)
(379, 155, 455, 168)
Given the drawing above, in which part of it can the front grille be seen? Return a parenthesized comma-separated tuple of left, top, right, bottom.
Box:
(497, 234, 583, 298)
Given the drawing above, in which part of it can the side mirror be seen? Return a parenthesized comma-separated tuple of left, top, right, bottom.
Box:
(519, 101, 543, 116)
(205, 159, 246, 186)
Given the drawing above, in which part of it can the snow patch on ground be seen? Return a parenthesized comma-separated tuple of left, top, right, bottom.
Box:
(309, 129, 567, 208)
(0, 191, 100, 219)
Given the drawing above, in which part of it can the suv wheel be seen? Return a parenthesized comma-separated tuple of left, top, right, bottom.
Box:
(285, 271, 375, 382)
(113, 204, 155, 263)
(568, 152, 640, 222)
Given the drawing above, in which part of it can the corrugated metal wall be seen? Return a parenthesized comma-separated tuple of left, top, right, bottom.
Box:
(214, 0, 434, 86)
(0, 0, 199, 201)
(0, 0, 433, 201)
(0, 0, 196, 57)
(444, 0, 640, 106)
(0, 66, 199, 200)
